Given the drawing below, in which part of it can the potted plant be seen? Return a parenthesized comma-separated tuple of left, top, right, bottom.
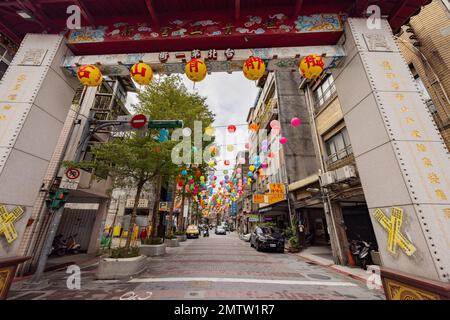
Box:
(140, 237, 166, 257)
(287, 236, 300, 253)
(96, 246, 147, 280)
(164, 234, 180, 247)
(174, 230, 187, 242)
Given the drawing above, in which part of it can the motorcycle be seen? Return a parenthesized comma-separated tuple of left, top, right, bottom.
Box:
(65, 234, 81, 254)
(51, 234, 66, 256)
(203, 228, 209, 237)
(350, 239, 374, 270)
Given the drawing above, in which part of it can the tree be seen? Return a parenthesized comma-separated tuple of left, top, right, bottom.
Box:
(137, 75, 215, 236)
(65, 134, 177, 249)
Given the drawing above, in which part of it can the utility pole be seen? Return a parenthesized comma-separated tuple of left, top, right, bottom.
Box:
(29, 190, 69, 285)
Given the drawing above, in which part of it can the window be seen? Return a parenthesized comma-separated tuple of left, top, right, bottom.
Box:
(442, 0, 450, 13)
(324, 127, 352, 164)
(409, 64, 437, 114)
(0, 43, 14, 80)
(313, 75, 337, 108)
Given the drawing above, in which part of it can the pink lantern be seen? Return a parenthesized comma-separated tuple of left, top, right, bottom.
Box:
(270, 120, 280, 129)
(291, 117, 301, 127)
(261, 163, 268, 168)
(280, 137, 287, 145)
(245, 142, 251, 149)
(236, 168, 242, 174)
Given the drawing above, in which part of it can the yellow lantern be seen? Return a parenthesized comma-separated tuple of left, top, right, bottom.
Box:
(227, 145, 234, 152)
(249, 165, 255, 172)
(243, 56, 265, 81)
(77, 64, 102, 87)
(299, 54, 325, 79)
(130, 62, 153, 85)
(205, 126, 215, 136)
(185, 58, 207, 82)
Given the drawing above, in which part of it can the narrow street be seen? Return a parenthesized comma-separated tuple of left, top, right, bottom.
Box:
(9, 233, 385, 300)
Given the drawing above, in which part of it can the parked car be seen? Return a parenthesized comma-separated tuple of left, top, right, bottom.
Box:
(215, 226, 226, 235)
(186, 225, 200, 239)
(250, 226, 284, 253)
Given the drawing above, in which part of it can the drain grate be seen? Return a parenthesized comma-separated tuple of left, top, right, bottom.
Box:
(307, 274, 332, 280)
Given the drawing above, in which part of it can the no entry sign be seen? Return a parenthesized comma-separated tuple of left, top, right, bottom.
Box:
(65, 168, 80, 180)
(130, 114, 148, 129)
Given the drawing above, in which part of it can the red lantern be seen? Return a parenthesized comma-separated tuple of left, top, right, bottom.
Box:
(227, 125, 237, 133)
(224, 160, 230, 166)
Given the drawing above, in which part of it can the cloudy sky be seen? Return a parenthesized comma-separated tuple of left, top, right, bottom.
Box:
(126, 72, 260, 177)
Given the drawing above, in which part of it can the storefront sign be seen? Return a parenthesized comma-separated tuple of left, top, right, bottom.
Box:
(252, 194, 265, 204)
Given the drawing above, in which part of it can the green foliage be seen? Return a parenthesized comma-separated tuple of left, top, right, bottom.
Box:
(174, 231, 185, 235)
(137, 75, 215, 130)
(142, 237, 163, 245)
(289, 236, 299, 250)
(110, 246, 140, 258)
(165, 234, 177, 240)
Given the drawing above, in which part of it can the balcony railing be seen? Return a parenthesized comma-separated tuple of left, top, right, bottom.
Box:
(325, 145, 353, 166)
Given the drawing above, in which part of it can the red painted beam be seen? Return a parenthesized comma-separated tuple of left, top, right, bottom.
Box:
(0, 20, 22, 45)
(74, 0, 95, 26)
(293, 0, 303, 18)
(17, 0, 53, 31)
(389, 0, 409, 24)
(354, 0, 369, 16)
(235, 0, 241, 21)
(144, 0, 159, 26)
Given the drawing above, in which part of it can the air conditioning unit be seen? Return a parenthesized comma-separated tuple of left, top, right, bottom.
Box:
(319, 171, 336, 187)
(335, 165, 357, 182)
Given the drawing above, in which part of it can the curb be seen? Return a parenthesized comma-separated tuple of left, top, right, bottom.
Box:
(289, 252, 368, 284)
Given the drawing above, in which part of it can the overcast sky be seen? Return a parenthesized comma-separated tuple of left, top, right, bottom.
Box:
(126, 72, 260, 177)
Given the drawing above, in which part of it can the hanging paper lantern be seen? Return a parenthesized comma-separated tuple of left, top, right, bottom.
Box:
(227, 145, 234, 152)
(130, 62, 153, 85)
(247, 171, 253, 178)
(185, 58, 207, 82)
(261, 163, 268, 168)
(181, 170, 188, 176)
(205, 127, 215, 136)
(249, 123, 259, 132)
(245, 142, 251, 150)
(77, 64, 102, 87)
(224, 160, 230, 166)
(236, 168, 242, 174)
(270, 120, 280, 129)
(261, 140, 268, 153)
(227, 125, 237, 133)
(236, 174, 241, 179)
(223, 170, 228, 175)
(243, 56, 266, 81)
(268, 152, 275, 158)
(196, 170, 201, 177)
(280, 137, 287, 145)
(249, 165, 255, 172)
(299, 54, 325, 80)
(291, 117, 301, 127)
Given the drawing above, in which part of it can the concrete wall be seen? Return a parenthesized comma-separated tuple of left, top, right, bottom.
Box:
(275, 71, 319, 184)
(0, 34, 78, 257)
(332, 18, 450, 282)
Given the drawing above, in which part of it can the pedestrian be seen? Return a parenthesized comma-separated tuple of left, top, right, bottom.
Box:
(139, 227, 148, 244)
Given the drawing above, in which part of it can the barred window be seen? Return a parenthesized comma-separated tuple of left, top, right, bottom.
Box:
(313, 75, 337, 108)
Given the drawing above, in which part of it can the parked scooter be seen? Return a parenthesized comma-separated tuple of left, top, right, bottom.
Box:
(65, 234, 81, 254)
(350, 239, 374, 270)
(51, 234, 66, 256)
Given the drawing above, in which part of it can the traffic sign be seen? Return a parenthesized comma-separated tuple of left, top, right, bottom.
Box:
(65, 168, 80, 180)
(130, 114, 148, 129)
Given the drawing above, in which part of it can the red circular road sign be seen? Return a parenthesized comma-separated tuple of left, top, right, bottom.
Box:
(65, 168, 80, 180)
(130, 114, 148, 129)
